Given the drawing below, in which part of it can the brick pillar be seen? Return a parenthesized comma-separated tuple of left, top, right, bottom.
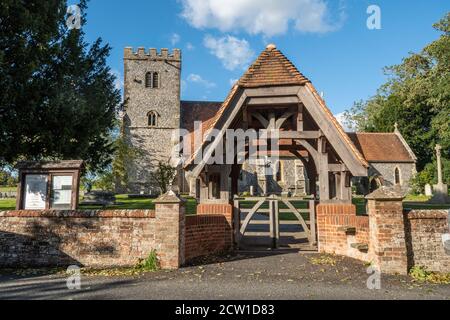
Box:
(154, 191, 185, 269)
(316, 203, 357, 254)
(366, 187, 408, 275)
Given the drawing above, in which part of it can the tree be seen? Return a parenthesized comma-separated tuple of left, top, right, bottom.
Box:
(344, 13, 450, 174)
(112, 134, 142, 193)
(0, 0, 120, 173)
(152, 162, 177, 194)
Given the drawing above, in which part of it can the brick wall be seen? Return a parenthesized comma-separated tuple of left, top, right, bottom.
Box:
(405, 210, 450, 273)
(0, 210, 156, 268)
(185, 203, 234, 261)
(317, 204, 370, 261)
(0, 195, 235, 269)
(185, 215, 232, 262)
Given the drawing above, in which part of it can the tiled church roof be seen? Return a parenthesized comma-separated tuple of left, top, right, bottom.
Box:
(180, 101, 222, 133)
(347, 133, 415, 162)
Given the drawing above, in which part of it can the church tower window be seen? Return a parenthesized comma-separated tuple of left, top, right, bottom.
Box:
(148, 111, 158, 127)
(145, 72, 160, 88)
(394, 167, 401, 185)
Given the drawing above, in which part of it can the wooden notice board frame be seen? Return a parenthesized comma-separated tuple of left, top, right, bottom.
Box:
(16, 160, 84, 210)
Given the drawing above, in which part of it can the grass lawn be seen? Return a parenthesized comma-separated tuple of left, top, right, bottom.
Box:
(0, 187, 16, 192)
(79, 195, 198, 215)
(403, 194, 450, 210)
(0, 198, 16, 210)
(1, 193, 448, 214)
(0, 195, 199, 215)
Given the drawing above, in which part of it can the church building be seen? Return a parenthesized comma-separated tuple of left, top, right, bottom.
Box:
(122, 44, 417, 201)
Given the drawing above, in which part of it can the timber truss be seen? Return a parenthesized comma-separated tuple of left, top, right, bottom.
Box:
(185, 83, 369, 205)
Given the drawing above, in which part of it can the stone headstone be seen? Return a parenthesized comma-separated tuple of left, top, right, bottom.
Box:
(81, 191, 116, 206)
(425, 184, 433, 197)
(430, 145, 450, 204)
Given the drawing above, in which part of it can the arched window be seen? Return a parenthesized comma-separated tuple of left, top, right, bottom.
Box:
(145, 72, 160, 88)
(148, 111, 158, 127)
(152, 72, 159, 88)
(145, 72, 152, 88)
(394, 167, 401, 185)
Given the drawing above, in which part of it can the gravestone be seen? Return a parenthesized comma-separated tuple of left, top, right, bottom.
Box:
(425, 184, 433, 197)
(81, 191, 116, 206)
(430, 145, 450, 204)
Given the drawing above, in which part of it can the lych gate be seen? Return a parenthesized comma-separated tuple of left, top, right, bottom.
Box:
(184, 44, 369, 249)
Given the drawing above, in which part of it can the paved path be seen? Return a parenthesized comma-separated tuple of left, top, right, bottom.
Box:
(0, 251, 449, 300)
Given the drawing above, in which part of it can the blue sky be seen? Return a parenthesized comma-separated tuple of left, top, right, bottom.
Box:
(78, 0, 449, 116)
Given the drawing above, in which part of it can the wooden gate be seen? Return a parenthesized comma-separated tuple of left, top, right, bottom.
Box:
(233, 196, 317, 250)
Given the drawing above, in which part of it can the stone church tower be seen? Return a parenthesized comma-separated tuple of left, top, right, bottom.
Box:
(123, 47, 181, 194)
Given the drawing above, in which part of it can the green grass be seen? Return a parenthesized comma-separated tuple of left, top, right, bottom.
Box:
(403, 202, 450, 210)
(404, 194, 431, 202)
(79, 194, 198, 215)
(0, 186, 16, 192)
(403, 193, 450, 210)
(0, 198, 16, 210)
(0, 194, 198, 214)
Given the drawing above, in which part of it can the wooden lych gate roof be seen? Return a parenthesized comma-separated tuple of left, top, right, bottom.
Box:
(184, 44, 374, 176)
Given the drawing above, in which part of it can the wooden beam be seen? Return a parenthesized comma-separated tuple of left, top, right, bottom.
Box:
(247, 96, 299, 105)
(191, 90, 248, 177)
(309, 200, 317, 246)
(268, 112, 276, 130)
(340, 171, 351, 202)
(275, 111, 296, 129)
(297, 104, 304, 132)
(240, 200, 265, 235)
(297, 86, 368, 176)
(245, 86, 302, 98)
(252, 112, 269, 128)
(278, 131, 321, 140)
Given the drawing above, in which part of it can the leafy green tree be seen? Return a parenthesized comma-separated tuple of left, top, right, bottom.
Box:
(0, 0, 120, 172)
(112, 134, 142, 193)
(0, 168, 17, 186)
(344, 13, 450, 175)
(152, 162, 177, 194)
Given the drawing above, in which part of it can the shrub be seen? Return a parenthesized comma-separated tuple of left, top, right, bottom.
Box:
(410, 266, 450, 284)
(136, 250, 160, 272)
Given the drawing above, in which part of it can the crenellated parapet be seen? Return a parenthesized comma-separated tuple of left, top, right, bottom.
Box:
(124, 47, 181, 61)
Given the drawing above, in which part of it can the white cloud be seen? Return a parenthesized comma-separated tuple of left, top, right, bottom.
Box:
(181, 79, 187, 95)
(229, 78, 238, 86)
(187, 73, 216, 88)
(335, 112, 351, 131)
(203, 35, 254, 71)
(186, 42, 195, 51)
(171, 33, 181, 46)
(110, 70, 124, 92)
(180, 0, 345, 37)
